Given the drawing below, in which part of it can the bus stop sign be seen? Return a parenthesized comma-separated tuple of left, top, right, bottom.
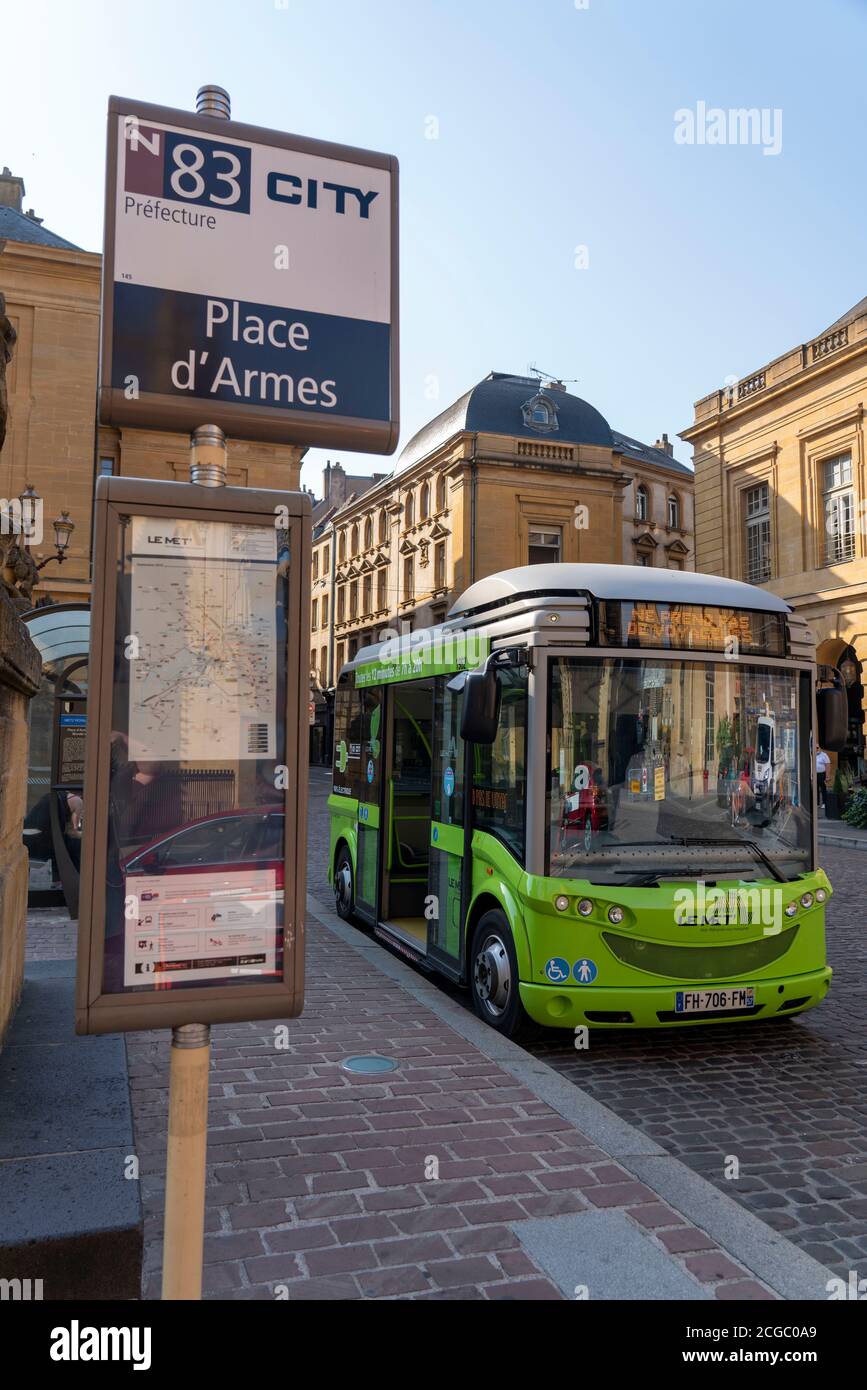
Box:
(99, 95, 399, 453)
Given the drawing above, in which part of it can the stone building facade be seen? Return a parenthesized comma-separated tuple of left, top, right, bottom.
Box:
(310, 372, 694, 685)
(681, 296, 867, 780)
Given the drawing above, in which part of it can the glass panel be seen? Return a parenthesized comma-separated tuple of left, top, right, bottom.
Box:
(471, 669, 528, 862)
(102, 516, 287, 994)
(547, 657, 812, 884)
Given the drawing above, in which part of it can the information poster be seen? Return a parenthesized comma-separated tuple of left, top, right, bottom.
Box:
(124, 867, 278, 985)
(128, 517, 277, 761)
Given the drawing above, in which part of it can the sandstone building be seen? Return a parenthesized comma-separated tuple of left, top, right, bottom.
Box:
(681, 296, 867, 779)
(310, 372, 693, 685)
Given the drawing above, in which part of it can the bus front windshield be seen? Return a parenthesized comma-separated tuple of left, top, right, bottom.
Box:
(547, 657, 812, 885)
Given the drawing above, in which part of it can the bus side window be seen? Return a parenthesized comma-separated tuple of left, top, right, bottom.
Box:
(471, 669, 528, 863)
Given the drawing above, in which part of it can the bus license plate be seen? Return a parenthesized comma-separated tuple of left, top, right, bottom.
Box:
(675, 987, 755, 1014)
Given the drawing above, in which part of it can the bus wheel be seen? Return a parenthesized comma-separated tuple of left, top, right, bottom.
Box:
(334, 847, 354, 921)
(470, 910, 529, 1038)
(583, 813, 594, 853)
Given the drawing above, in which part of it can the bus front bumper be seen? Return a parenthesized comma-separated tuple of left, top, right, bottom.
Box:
(519, 967, 832, 1029)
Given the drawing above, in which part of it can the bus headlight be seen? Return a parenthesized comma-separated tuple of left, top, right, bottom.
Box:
(815, 888, 827, 903)
(578, 899, 594, 917)
(800, 892, 814, 909)
(607, 906, 625, 924)
(785, 901, 798, 917)
(554, 895, 570, 912)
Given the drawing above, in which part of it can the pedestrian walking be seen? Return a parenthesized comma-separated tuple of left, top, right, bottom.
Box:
(816, 747, 830, 808)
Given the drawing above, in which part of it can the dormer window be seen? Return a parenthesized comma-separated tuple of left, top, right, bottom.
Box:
(522, 391, 559, 434)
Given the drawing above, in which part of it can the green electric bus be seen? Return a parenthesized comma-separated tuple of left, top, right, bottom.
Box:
(328, 564, 847, 1037)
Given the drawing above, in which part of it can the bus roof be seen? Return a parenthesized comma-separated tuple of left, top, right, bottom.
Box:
(448, 564, 791, 618)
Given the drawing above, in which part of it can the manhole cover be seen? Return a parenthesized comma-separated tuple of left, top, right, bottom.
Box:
(340, 1054, 399, 1074)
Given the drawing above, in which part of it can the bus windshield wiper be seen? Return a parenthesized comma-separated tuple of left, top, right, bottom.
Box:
(670, 836, 787, 884)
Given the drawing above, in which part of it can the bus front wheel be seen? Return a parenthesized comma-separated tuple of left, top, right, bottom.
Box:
(470, 910, 530, 1039)
(334, 846, 355, 921)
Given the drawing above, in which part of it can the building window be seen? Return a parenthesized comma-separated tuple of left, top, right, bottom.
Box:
(403, 555, 414, 601)
(377, 567, 387, 611)
(337, 641, 346, 672)
(667, 494, 679, 528)
(337, 586, 346, 623)
(364, 516, 373, 549)
(744, 482, 771, 583)
(351, 524, 359, 557)
(436, 474, 447, 512)
(311, 598, 318, 630)
(320, 646, 328, 683)
(637, 553, 650, 567)
(404, 492, 415, 529)
(823, 453, 855, 565)
(435, 542, 446, 590)
(312, 551, 319, 580)
(420, 482, 430, 519)
(322, 543, 330, 572)
(528, 527, 561, 565)
(350, 581, 358, 620)
(98, 457, 115, 476)
(362, 575, 372, 615)
(322, 594, 329, 627)
(349, 638, 358, 660)
(339, 532, 346, 562)
(379, 508, 388, 543)
(310, 649, 316, 675)
(636, 484, 649, 522)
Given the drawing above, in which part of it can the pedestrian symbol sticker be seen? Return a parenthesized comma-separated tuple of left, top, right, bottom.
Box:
(545, 957, 571, 983)
(367, 759, 374, 783)
(573, 958, 598, 984)
(444, 766, 455, 797)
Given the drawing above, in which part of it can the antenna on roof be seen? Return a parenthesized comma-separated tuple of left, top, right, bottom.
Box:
(528, 364, 578, 390)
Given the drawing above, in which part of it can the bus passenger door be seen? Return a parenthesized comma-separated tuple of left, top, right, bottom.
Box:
(428, 677, 465, 980)
(354, 687, 383, 922)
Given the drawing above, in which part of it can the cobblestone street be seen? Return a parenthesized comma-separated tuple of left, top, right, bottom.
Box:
(306, 770, 867, 1280)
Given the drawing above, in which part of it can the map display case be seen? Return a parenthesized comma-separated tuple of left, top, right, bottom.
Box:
(75, 477, 310, 1033)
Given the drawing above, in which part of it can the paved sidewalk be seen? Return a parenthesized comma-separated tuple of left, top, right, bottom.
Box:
(26, 903, 836, 1300)
(818, 819, 867, 851)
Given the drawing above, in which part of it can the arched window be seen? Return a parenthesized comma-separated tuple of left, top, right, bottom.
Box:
(420, 482, 430, 520)
(667, 494, 679, 529)
(338, 531, 346, 562)
(436, 474, 447, 512)
(379, 508, 388, 543)
(350, 524, 359, 556)
(404, 491, 415, 529)
(364, 516, 373, 549)
(636, 484, 649, 522)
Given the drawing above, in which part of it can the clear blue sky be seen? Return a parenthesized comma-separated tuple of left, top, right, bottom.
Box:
(6, 0, 867, 490)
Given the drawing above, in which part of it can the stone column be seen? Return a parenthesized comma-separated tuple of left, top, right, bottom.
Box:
(0, 591, 41, 1044)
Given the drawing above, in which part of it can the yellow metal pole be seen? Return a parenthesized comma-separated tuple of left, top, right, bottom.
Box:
(161, 1023, 211, 1300)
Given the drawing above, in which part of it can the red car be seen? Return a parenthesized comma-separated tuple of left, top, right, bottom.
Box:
(122, 806, 285, 884)
(558, 764, 609, 852)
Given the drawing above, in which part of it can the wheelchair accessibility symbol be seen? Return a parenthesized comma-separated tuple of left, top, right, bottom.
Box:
(545, 957, 571, 983)
(573, 958, 598, 984)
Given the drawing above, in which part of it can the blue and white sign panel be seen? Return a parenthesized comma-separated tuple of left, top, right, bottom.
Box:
(100, 95, 399, 453)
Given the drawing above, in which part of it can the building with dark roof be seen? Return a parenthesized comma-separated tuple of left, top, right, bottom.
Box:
(310, 371, 694, 686)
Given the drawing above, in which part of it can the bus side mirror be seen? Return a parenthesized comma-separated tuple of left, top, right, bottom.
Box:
(817, 684, 847, 752)
(461, 668, 501, 745)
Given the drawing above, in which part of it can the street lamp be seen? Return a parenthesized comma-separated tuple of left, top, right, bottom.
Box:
(16, 483, 75, 571)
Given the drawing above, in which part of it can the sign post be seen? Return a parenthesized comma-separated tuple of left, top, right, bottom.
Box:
(79, 82, 398, 1301)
